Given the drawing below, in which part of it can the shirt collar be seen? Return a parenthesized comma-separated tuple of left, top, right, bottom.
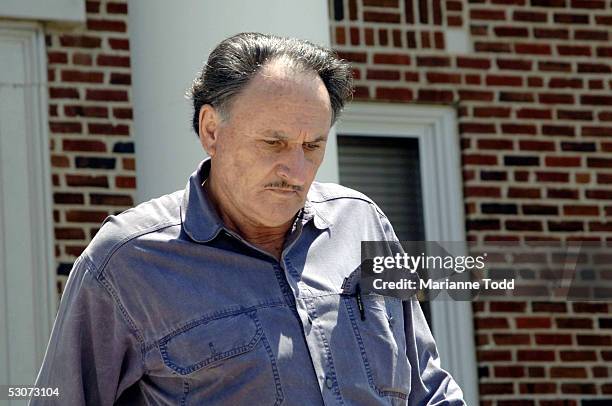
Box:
(180, 158, 330, 243)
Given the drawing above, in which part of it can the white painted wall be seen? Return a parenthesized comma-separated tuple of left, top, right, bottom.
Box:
(128, 0, 338, 203)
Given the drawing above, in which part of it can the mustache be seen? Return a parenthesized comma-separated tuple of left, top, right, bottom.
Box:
(264, 181, 303, 192)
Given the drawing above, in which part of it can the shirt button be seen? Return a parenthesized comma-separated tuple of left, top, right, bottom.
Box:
(325, 376, 334, 389)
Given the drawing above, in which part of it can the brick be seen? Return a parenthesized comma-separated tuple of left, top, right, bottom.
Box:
(425, 72, 461, 84)
(563, 205, 599, 215)
(598, 174, 612, 184)
(545, 156, 581, 167)
(59, 35, 101, 48)
(515, 43, 551, 55)
(86, 1, 100, 13)
(494, 366, 525, 378)
(508, 187, 540, 198)
(486, 75, 522, 86)
(416, 56, 450, 67)
(62, 139, 106, 152)
(60, 70, 104, 83)
(590, 221, 612, 231)
(519, 383, 557, 394)
(364, 11, 400, 23)
(578, 63, 612, 73)
(582, 126, 612, 136)
(494, 27, 528, 37)
(536, 172, 568, 183)
(65, 174, 109, 188)
(532, 302, 567, 312)
(482, 203, 517, 214)
(49, 87, 79, 99)
(97, 55, 130, 68)
(460, 122, 495, 133)
(475, 42, 512, 53)
(108, 38, 129, 50)
(458, 90, 494, 101)
(456, 56, 490, 69)
(50, 121, 82, 134)
(557, 45, 591, 57)
(507, 220, 543, 231)
(72, 53, 92, 66)
(534, 28, 569, 39)
(554, 13, 590, 24)
(536, 334, 573, 345)
(549, 78, 583, 89)
(538, 61, 572, 72)
(549, 221, 583, 231)
(54, 193, 84, 204)
(90, 193, 134, 206)
(560, 350, 597, 361)
(466, 219, 501, 230)
(48, 51, 68, 64)
(499, 92, 533, 102)
(517, 350, 555, 361)
(337, 51, 367, 63)
(523, 204, 558, 215)
(516, 317, 552, 328)
(577, 335, 612, 346)
(571, 0, 606, 7)
(561, 384, 597, 394)
(366, 69, 400, 80)
(493, 334, 530, 346)
(519, 140, 555, 151)
(465, 186, 501, 198)
(107, 2, 128, 14)
(480, 383, 514, 395)
(65, 210, 108, 223)
(504, 156, 539, 166)
(561, 142, 596, 152)
(481, 171, 507, 181)
(548, 188, 579, 199)
(557, 110, 592, 120)
(517, 108, 551, 120)
(109, 72, 131, 85)
(464, 154, 498, 165)
(75, 157, 116, 169)
(587, 157, 612, 168)
(86, 89, 128, 102)
(55, 227, 86, 240)
(473, 107, 512, 118)
(513, 10, 547, 22)
(470, 9, 506, 20)
(417, 90, 454, 103)
(113, 108, 133, 119)
(539, 93, 574, 104)
(490, 302, 527, 312)
(87, 19, 127, 33)
(375, 87, 412, 101)
(373, 54, 410, 66)
(542, 125, 575, 137)
(51, 155, 70, 168)
(88, 124, 130, 136)
(496, 59, 532, 71)
(115, 176, 136, 189)
(575, 29, 609, 41)
(478, 350, 512, 362)
(64, 105, 108, 118)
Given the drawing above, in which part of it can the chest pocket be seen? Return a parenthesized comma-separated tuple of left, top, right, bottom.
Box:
(158, 310, 283, 405)
(345, 294, 411, 405)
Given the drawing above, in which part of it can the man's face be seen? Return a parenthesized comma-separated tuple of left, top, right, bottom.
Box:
(200, 59, 332, 228)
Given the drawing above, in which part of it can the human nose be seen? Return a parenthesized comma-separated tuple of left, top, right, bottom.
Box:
(276, 145, 309, 186)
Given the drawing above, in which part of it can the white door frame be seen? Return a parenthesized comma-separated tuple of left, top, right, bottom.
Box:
(336, 102, 478, 405)
(0, 21, 56, 389)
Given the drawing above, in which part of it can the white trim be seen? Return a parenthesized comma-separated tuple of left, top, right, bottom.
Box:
(0, 21, 56, 388)
(0, 0, 85, 24)
(336, 102, 478, 406)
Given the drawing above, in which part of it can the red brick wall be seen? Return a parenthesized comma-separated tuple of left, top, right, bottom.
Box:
(46, 0, 135, 293)
(329, 0, 612, 404)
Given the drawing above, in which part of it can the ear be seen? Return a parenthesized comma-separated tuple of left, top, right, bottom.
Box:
(198, 104, 221, 157)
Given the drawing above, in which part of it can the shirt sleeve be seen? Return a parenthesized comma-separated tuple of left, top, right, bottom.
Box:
(376, 210, 466, 405)
(30, 254, 144, 405)
(403, 299, 466, 405)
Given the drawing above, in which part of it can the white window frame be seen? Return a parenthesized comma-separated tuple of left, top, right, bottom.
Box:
(336, 102, 478, 405)
(0, 21, 56, 388)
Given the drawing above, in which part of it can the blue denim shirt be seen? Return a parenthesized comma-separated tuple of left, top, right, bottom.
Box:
(33, 158, 465, 405)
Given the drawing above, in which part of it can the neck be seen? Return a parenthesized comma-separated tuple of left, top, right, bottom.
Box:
(203, 179, 293, 260)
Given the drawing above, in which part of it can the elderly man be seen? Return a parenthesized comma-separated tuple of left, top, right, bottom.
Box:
(33, 33, 464, 405)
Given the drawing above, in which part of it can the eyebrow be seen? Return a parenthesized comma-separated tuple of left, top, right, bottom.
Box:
(263, 130, 328, 142)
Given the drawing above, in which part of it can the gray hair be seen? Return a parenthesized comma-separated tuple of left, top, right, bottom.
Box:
(187, 32, 354, 136)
